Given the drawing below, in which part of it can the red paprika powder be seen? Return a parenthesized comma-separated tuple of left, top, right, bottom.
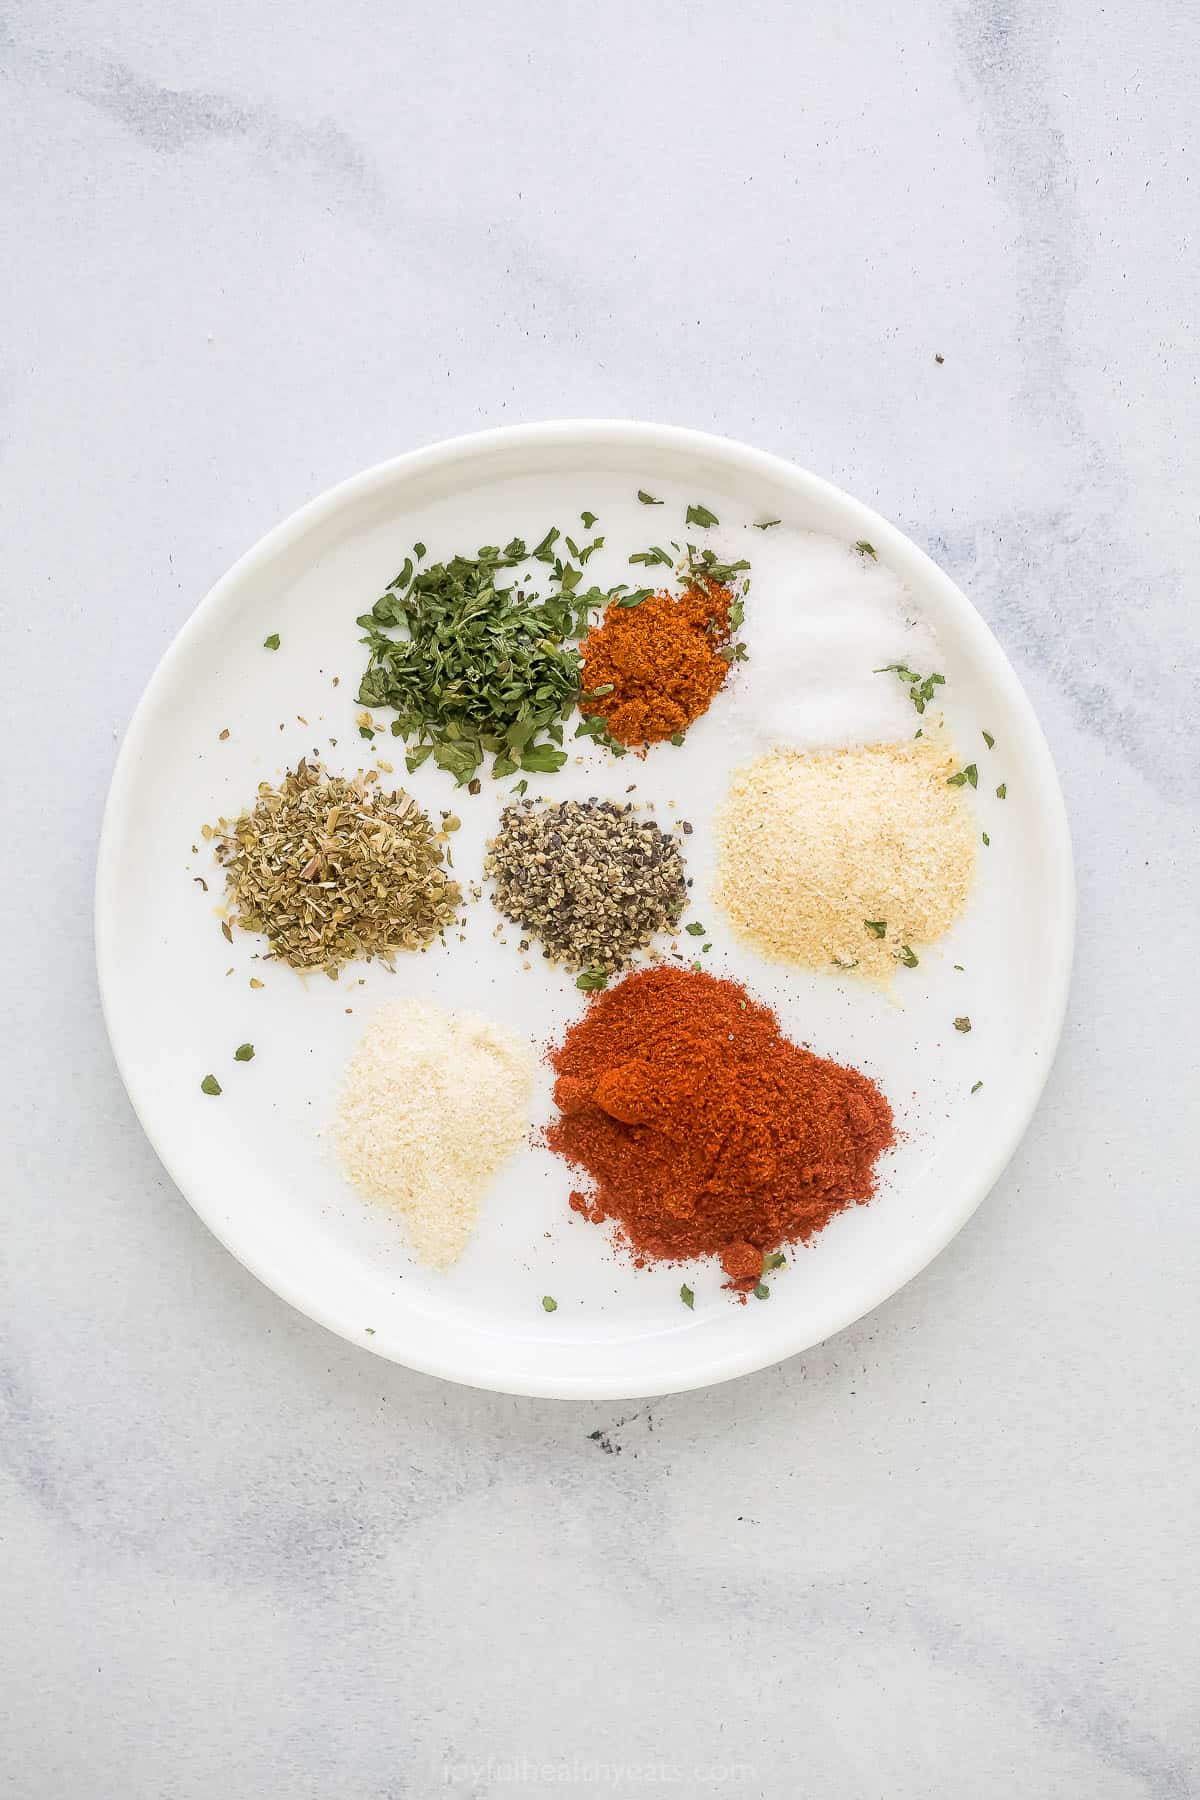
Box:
(579, 580, 736, 746)
(548, 966, 894, 1290)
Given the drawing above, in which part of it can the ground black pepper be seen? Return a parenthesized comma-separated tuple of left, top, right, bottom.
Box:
(484, 799, 688, 972)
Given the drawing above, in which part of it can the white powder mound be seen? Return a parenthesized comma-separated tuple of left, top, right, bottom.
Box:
(334, 998, 533, 1269)
(731, 532, 941, 753)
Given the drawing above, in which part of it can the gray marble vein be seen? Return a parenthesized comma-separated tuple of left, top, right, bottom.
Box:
(1, 1, 1197, 1796)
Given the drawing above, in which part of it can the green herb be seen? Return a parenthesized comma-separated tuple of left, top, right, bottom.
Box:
(855, 540, 877, 559)
(576, 968, 610, 991)
(946, 766, 974, 788)
(763, 1251, 786, 1271)
(996, 782, 1007, 799)
(618, 588, 652, 608)
(874, 663, 945, 714)
(898, 945, 920, 968)
(982, 831, 990, 846)
(541, 1295, 558, 1313)
(233, 1043, 255, 1061)
(520, 744, 569, 774)
(364, 1326, 376, 1334)
(359, 726, 375, 740)
(754, 518, 782, 529)
(629, 546, 674, 568)
(680, 1283, 695, 1309)
(263, 633, 280, 651)
(753, 1282, 770, 1300)
(685, 922, 706, 936)
(669, 732, 685, 746)
(914, 728, 924, 738)
(637, 490, 663, 505)
(971, 1080, 983, 1094)
(684, 546, 751, 586)
(953, 1017, 972, 1033)
(413, 542, 426, 559)
(513, 779, 528, 796)
(686, 503, 719, 528)
(864, 920, 887, 938)
(211, 761, 459, 971)
(982, 730, 995, 749)
(200, 1074, 221, 1096)
(356, 535, 613, 784)
(953, 964, 964, 971)
(580, 511, 598, 528)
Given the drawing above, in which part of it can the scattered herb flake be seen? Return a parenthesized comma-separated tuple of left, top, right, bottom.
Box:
(855, 541, 877, 559)
(233, 1043, 255, 1061)
(753, 1282, 770, 1300)
(685, 922, 707, 937)
(576, 968, 610, 991)
(763, 1251, 786, 1271)
(580, 510, 598, 528)
(754, 518, 782, 530)
(982, 831, 990, 846)
(669, 732, 686, 746)
(875, 663, 945, 714)
(864, 920, 887, 938)
(982, 730, 995, 749)
(953, 1017, 972, 1034)
(637, 490, 663, 505)
(686, 503, 719, 528)
(263, 633, 280, 650)
(629, 546, 674, 568)
(971, 1080, 983, 1094)
(200, 1074, 221, 1096)
(541, 1295, 558, 1313)
(996, 782, 1007, 799)
(898, 945, 920, 968)
(680, 1283, 695, 1310)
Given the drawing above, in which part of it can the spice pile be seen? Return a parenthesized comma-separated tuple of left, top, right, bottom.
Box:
(356, 534, 617, 784)
(334, 998, 532, 1268)
(212, 760, 460, 972)
(547, 966, 894, 1290)
(714, 736, 977, 981)
(485, 799, 687, 973)
(579, 576, 745, 747)
(728, 531, 941, 753)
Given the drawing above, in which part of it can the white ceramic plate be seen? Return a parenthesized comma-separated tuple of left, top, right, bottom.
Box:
(96, 422, 1073, 1398)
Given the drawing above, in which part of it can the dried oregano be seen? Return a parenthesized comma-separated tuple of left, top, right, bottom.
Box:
(211, 759, 460, 972)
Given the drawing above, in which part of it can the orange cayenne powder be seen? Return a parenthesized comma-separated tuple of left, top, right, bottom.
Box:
(579, 580, 736, 746)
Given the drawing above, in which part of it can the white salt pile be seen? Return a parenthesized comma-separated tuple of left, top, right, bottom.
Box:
(731, 532, 941, 753)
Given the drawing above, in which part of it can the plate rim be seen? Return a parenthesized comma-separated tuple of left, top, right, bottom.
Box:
(95, 419, 1075, 1398)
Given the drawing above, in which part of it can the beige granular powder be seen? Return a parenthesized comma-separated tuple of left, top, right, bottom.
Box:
(714, 737, 977, 982)
(334, 999, 533, 1267)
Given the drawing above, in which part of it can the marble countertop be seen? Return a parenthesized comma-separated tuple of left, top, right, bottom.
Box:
(3, 2, 1196, 1795)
